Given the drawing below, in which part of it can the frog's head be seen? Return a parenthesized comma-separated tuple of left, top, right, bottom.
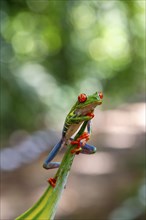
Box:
(75, 92, 103, 115)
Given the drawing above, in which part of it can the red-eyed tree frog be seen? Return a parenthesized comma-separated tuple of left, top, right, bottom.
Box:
(43, 92, 103, 170)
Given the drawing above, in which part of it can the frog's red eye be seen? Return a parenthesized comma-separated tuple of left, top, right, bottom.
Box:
(98, 92, 103, 99)
(78, 93, 87, 103)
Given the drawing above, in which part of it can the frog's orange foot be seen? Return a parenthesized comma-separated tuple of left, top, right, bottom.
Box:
(70, 140, 79, 145)
(78, 132, 90, 142)
(71, 146, 82, 154)
(70, 132, 89, 147)
(48, 177, 57, 187)
(86, 112, 94, 118)
(71, 132, 90, 154)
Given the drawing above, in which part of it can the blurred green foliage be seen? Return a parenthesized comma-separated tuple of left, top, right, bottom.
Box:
(0, 0, 145, 140)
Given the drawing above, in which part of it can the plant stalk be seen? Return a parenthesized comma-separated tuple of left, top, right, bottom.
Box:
(16, 121, 88, 220)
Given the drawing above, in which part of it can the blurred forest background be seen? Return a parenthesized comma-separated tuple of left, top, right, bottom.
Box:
(0, 0, 145, 220)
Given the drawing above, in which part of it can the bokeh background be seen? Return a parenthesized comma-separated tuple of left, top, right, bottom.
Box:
(0, 0, 145, 219)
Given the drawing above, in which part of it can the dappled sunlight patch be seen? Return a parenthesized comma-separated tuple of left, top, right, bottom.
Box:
(26, 0, 49, 13)
(12, 31, 35, 54)
(76, 76, 103, 95)
(70, 4, 96, 30)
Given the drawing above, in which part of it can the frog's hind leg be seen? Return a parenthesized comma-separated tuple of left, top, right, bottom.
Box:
(43, 139, 63, 169)
(80, 143, 96, 154)
(43, 162, 61, 169)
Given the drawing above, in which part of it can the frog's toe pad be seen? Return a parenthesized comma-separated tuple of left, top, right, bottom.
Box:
(48, 178, 57, 187)
(71, 147, 82, 154)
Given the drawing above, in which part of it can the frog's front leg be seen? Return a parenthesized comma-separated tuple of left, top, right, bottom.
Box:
(69, 113, 94, 124)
